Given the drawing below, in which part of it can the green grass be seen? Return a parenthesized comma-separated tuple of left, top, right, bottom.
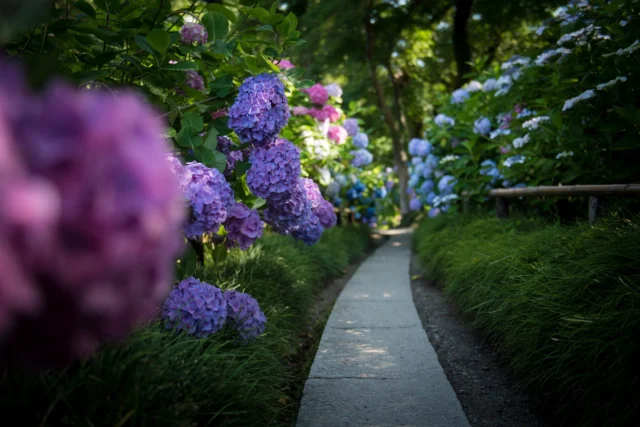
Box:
(0, 226, 372, 427)
(413, 214, 640, 426)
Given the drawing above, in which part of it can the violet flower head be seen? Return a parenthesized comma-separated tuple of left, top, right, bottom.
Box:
(301, 178, 337, 229)
(180, 23, 208, 45)
(247, 137, 300, 200)
(216, 136, 243, 178)
(224, 290, 267, 339)
(324, 83, 343, 98)
(409, 197, 422, 211)
(307, 105, 341, 122)
(181, 162, 234, 239)
(228, 73, 290, 146)
(185, 71, 205, 91)
(163, 277, 227, 338)
(292, 213, 325, 245)
(304, 83, 329, 105)
(343, 118, 360, 136)
(350, 149, 373, 168)
(1, 70, 186, 366)
(263, 180, 312, 234)
(353, 132, 369, 148)
(328, 126, 348, 144)
(224, 202, 264, 250)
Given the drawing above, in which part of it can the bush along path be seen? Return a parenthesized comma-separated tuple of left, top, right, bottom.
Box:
(297, 229, 469, 427)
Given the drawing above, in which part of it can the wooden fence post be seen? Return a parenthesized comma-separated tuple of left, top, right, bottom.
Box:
(496, 197, 509, 219)
(589, 196, 599, 224)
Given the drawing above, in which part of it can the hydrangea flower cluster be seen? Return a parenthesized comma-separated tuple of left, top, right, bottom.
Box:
(228, 73, 290, 146)
(247, 137, 301, 200)
(451, 88, 470, 104)
(435, 113, 455, 127)
(408, 138, 431, 157)
(353, 132, 369, 148)
(562, 89, 595, 111)
(163, 277, 227, 338)
(328, 125, 348, 144)
(473, 117, 492, 135)
(180, 162, 235, 239)
(513, 134, 530, 148)
(291, 213, 325, 245)
(224, 203, 264, 250)
(216, 136, 245, 178)
(263, 181, 311, 233)
(343, 118, 360, 136)
(0, 59, 186, 366)
(304, 83, 329, 105)
(350, 149, 374, 168)
(324, 83, 343, 98)
(301, 178, 337, 229)
(438, 175, 456, 195)
(466, 81, 483, 92)
(503, 155, 526, 168)
(276, 59, 295, 69)
(180, 23, 208, 45)
(224, 290, 267, 339)
(522, 116, 550, 130)
(306, 105, 341, 122)
(185, 71, 205, 91)
(409, 196, 422, 211)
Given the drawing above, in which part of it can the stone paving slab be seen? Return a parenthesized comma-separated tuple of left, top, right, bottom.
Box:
(326, 300, 421, 329)
(309, 326, 442, 379)
(297, 378, 470, 427)
(297, 230, 469, 427)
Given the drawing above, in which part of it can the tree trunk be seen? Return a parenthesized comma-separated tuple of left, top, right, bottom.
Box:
(364, 6, 409, 216)
(453, 0, 474, 88)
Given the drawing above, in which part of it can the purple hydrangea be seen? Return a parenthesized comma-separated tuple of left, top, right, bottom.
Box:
(409, 197, 422, 211)
(263, 181, 311, 234)
(301, 178, 337, 229)
(180, 23, 208, 45)
(350, 149, 373, 168)
(216, 136, 244, 178)
(247, 138, 300, 200)
(343, 118, 360, 136)
(408, 138, 431, 157)
(224, 202, 264, 250)
(292, 213, 324, 245)
(181, 162, 234, 238)
(185, 71, 205, 91)
(228, 74, 290, 146)
(224, 290, 267, 339)
(163, 277, 227, 338)
(353, 132, 369, 148)
(324, 83, 343, 98)
(0, 63, 186, 366)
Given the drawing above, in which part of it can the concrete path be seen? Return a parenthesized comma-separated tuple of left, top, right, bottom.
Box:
(297, 229, 470, 427)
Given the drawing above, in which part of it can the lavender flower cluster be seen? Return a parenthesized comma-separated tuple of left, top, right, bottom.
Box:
(180, 23, 208, 45)
(229, 74, 290, 146)
(247, 137, 301, 200)
(225, 202, 264, 250)
(163, 277, 267, 340)
(350, 149, 374, 168)
(0, 57, 186, 367)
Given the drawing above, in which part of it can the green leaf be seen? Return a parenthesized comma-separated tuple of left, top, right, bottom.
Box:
(177, 240, 198, 279)
(256, 25, 274, 32)
(247, 7, 271, 23)
(201, 12, 216, 41)
(71, 69, 110, 84)
(284, 12, 298, 35)
(275, 19, 289, 36)
(212, 117, 232, 136)
(244, 55, 262, 74)
(212, 40, 231, 57)
(164, 61, 199, 71)
(176, 129, 203, 148)
(94, 0, 108, 11)
(144, 80, 168, 101)
(210, 74, 234, 97)
(210, 151, 228, 173)
(75, 0, 96, 18)
(251, 197, 266, 210)
(261, 55, 281, 73)
(270, 1, 280, 14)
(181, 112, 204, 133)
(146, 29, 170, 54)
(212, 12, 229, 41)
(234, 161, 251, 177)
(205, 130, 219, 150)
(206, 3, 236, 23)
(134, 35, 155, 55)
(167, 128, 177, 138)
(613, 106, 640, 126)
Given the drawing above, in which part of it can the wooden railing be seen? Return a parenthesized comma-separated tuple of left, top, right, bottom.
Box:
(487, 184, 640, 223)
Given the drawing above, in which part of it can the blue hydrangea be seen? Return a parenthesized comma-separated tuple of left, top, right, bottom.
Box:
(479, 159, 502, 182)
(353, 181, 366, 193)
(408, 174, 420, 188)
(438, 175, 457, 195)
(263, 181, 311, 234)
(451, 88, 469, 104)
(425, 154, 439, 170)
(374, 187, 387, 198)
(365, 207, 376, 218)
(434, 113, 455, 127)
(419, 179, 434, 194)
(426, 191, 437, 205)
(333, 196, 343, 207)
(346, 188, 358, 200)
(247, 138, 300, 200)
(292, 213, 324, 245)
(350, 149, 373, 168)
(163, 277, 227, 338)
(412, 157, 424, 166)
(353, 132, 369, 148)
(409, 197, 422, 211)
(181, 162, 234, 239)
(473, 117, 492, 136)
(343, 118, 360, 136)
(325, 180, 341, 198)
(408, 138, 431, 157)
(224, 290, 267, 339)
(228, 73, 290, 146)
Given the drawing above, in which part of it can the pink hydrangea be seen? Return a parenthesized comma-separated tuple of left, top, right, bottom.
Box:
(304, 83, 329, 105)
(275, 59, 295, 69)
(327, 126, 348, 144)
(180, 23, 208, 45)
(307, 105, 341, 122)
(291, 106, 309, 116)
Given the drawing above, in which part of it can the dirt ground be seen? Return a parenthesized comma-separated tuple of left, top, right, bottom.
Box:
(410, 254, 549, 427)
